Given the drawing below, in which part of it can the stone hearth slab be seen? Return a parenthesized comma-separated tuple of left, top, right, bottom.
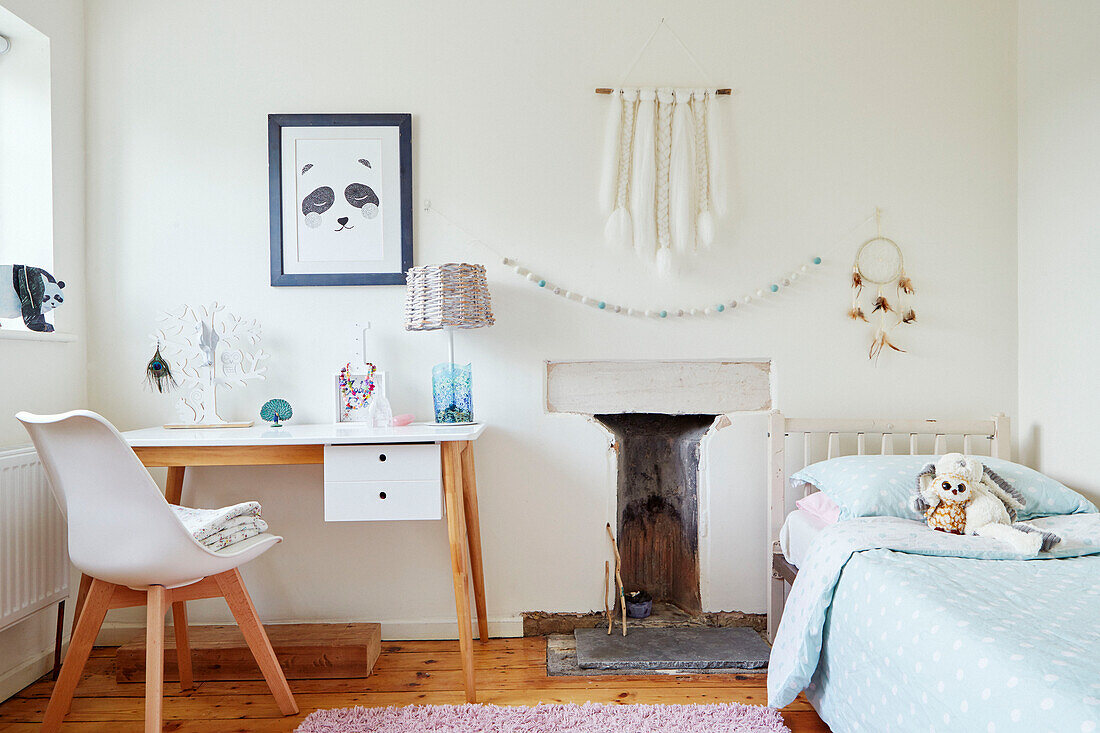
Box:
(574, 627, 769, 671)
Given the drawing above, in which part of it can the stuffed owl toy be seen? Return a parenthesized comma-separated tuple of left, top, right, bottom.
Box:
(914, 453, 1060, 555)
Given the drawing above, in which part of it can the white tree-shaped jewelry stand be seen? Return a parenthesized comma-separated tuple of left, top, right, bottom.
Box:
(152, 302, 268, 428)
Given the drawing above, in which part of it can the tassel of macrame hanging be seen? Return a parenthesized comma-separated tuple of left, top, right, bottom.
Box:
(599, 88, 624, 216)
(669, 89, 696, 255)
(603, 89, 637, 249)
(691, 89, 714, 247)
(654, 89, 675, 276)
(706, 87, 727, 218)
(630, 89, 657, 260)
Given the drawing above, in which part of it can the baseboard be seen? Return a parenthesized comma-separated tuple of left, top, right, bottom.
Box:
(0, 644, 58, 703)
(96, 616, 524, 646)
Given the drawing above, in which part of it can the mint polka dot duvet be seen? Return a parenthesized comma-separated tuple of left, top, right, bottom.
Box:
(768, 514, 1100, 732)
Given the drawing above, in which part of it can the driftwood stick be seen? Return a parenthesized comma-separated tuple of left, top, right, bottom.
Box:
(606, 523, 627, 636)
(604, 561, 611, 635)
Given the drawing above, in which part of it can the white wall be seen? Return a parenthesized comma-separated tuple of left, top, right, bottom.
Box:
(83, 0, 1018, 636)
(0, 0, 85, 700)
(1017, 1, 1100, 507)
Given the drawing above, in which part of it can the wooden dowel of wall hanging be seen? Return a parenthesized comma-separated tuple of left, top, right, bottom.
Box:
(595, 87, 732, 95)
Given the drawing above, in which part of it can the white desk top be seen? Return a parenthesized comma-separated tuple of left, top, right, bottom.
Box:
(121, 422, 486, 447)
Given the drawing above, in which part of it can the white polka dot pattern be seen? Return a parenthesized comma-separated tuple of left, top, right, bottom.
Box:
(768, 514, 1100, 733)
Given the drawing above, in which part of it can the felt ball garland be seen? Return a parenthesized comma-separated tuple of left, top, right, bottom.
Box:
(501, 256, 823, 318)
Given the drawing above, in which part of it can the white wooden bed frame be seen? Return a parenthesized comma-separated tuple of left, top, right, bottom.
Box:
(765, 411, 1010, 641)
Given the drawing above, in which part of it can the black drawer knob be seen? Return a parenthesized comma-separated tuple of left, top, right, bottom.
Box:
(378, 454, 387, 462)
(379, 491, 387, 500)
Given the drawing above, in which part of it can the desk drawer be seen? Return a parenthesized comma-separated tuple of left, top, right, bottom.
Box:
(324, 480, 442, 521)
(324, 444, 440, 482)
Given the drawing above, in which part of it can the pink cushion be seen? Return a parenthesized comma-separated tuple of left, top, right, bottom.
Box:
(796, 491, 841, 524)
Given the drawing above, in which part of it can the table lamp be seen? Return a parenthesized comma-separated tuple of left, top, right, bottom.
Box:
(404, 263, 494, 423)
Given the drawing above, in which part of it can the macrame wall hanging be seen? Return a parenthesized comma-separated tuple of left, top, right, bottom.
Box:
(598, 18, 731, 276)
(849, 210, 916, 362)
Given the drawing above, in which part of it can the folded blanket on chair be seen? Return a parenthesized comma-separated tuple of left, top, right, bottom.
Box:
(196, 516, 270, 551)
(172, 502, 268, 550)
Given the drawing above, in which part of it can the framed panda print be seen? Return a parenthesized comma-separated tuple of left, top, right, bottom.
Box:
(268, 114, 413, 286)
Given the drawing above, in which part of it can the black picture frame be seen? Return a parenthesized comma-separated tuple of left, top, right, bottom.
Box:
(268, 113, 413, 286)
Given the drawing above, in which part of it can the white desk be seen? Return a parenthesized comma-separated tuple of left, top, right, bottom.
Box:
(99, 422, 488, 702)
(122, 422, 485, 447)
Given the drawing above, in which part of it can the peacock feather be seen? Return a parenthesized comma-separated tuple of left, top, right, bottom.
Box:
(145, 343, 177, 393)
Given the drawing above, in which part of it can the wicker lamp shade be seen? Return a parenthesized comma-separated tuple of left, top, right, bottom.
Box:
(404, 263, 495, 331)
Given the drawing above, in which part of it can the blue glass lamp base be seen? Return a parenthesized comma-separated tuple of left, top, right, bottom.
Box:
(432, 362, 473, 423)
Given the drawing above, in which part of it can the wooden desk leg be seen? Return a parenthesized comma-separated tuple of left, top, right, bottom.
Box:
(442, 442, 476, 703)
(165, 466, 187, 505)
(172, 601, 194, 691)
(459, 442, 489, 642)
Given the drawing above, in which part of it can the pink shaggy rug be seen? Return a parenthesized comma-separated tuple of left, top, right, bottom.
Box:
(294, 702, 790, 732)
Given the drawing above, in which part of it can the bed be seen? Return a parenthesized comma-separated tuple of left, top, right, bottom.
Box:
(764, 413, 1100, 732)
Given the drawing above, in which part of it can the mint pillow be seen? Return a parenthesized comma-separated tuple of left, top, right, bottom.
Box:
(982, 457, 1098, 520)
(790, 454, 1097, 522)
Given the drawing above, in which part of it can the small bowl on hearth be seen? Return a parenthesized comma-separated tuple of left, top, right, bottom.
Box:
(624, 590, 652, 619)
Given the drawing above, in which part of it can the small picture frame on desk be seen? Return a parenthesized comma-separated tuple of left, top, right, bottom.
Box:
(336, 369, 387, 423)
(268, 113, 413, 286)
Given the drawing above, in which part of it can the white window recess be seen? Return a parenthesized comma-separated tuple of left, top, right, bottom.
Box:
(0, 7, 72, 340)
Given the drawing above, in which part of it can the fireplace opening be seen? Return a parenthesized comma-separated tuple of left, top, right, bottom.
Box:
(594, 413, 717, 614)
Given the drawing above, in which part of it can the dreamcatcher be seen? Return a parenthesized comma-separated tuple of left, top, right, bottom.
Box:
(848, 215, 915, 362)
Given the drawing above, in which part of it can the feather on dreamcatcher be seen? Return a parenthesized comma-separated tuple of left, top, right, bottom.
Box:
(849, 215, 915, 362)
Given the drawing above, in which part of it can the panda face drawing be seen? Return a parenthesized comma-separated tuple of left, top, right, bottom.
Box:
(300, 161, 379, 231)
(295, 137, 385, 262)
(40, 278, 64, 312)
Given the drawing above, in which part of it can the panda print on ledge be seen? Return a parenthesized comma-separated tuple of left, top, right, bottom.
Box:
(0, 264, 65, 333)
(296, 139, 383, 263)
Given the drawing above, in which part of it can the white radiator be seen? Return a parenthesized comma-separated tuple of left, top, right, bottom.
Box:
(0, 447, 69, 632)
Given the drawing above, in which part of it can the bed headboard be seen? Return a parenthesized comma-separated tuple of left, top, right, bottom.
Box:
(765, 411, 1009, 640)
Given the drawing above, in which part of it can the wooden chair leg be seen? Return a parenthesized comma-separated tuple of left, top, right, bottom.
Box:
(70, 573, 93, 643)
(42, 579, 114, 733)
(146, 586, 167, 733)
(459, 442, 490, 642)
(172, 601, 194, 691)
(213, 569, 298, 715)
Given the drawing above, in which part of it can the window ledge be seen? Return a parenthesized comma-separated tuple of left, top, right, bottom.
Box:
(0, 330, 77, 343)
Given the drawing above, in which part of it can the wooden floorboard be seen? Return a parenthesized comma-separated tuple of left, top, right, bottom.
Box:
(0, 638, 829, 732)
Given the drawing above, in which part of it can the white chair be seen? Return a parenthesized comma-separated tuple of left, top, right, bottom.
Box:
(17, 410, 298, 733)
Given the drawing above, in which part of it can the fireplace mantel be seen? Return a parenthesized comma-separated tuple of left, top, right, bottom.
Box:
(545, 360, 773, 415)
(544, 359, 774, 613)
